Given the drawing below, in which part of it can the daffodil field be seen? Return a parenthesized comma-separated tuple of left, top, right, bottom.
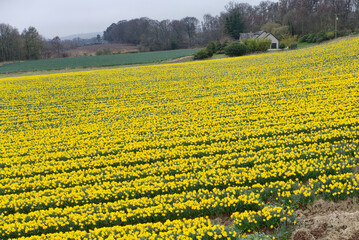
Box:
(0, 37, 359, 239)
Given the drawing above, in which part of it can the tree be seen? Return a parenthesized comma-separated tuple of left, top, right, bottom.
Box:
(140, 19, 173, 51)
(51, 36, 63, 57)
(200, 14, 223, 43)
(261, 22, 290, 40)
(96, 34, 102, 44)
(169, 20, 187, 49)
(22, 26, 43, 60)
(224, 2, 257, 32)
(0, 24, 23, 62)
(224, 9, 245, 39)
(261, 22, 281, 33)
(103, 23, 116, 42)
(181, 17, 200, 47)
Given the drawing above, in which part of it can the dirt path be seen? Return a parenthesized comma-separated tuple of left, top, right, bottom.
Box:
(291, 197, 359, 240)
(164, 56, 194, 63)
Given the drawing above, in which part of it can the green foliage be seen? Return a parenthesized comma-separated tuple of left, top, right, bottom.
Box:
(300, 30, 342, 44)
(224, 42, 248, 56)
(255, 39, 271, 52)
(337, 30, 352, 37)
(215, 41, 223, 53)
(272, 26, 290, 40)
(222, 39, 230, 48)
(279, 43, 286, 49)
(261, 22, 290, 40)
(289, 44, 298, 49)
(205, 40, 232, 54)
(243, 39, 257, 52)
(0, 49, 200, 74)
(243, 38, 271, 52)
(280, 35, 298, 48)
(224, 10, 245, 39)
(308, 33, 317, 43)
(298, 35, 307, 43)
(205, 42, 216, 55)
(22, 26, 43, 60)
(326, 31, 335, 40)
(194, 49, 212, 60)
(316, 31, 328, 43)
(297, 42, 316, 48)
(261, 22, 281, 33)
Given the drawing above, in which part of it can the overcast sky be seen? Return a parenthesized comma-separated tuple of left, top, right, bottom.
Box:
(0, 0, 264, 39)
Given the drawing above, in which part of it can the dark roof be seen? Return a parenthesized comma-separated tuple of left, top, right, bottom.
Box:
(239, 31, 279, 41)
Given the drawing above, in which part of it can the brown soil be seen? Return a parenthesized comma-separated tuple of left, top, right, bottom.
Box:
(291, 197, 359, 240)
(65, 43, 138, 57)
(210, 213, 233, 227)
(164, 56, 194, 63)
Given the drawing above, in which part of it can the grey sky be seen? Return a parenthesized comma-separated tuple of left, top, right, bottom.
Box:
(0, 0, 264, 39)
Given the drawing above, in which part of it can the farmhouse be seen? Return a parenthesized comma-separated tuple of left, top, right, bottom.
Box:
(239, 31, 279, 49)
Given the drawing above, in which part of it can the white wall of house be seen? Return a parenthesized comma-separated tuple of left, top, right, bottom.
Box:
(265, 34, 279, 49)
(257, 33, 279, 49)
(240, 31, 280, 49)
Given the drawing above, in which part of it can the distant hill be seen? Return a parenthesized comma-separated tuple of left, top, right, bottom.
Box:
(61, 32, 102, 40)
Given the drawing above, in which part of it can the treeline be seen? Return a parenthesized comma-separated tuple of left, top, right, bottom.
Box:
(103, 17, 208, 51)
(0, 24, 103, 62)
(104, 0, 359, 50)
(1, 0, 359, 62)
(0, 25, 44, 62)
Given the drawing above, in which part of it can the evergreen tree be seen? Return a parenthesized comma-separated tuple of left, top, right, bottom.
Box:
(22, 26, 43, 60)
(224, 10, 245, 39)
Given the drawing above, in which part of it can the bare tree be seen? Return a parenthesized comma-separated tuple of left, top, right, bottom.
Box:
(0, 24, 23, 62)
(51, 36, 63, 57)
(201, 14, 223, 42)
(181, 17, 200, 47)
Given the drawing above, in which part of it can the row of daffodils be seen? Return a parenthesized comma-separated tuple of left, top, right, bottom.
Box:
(0, 36, 358, 239)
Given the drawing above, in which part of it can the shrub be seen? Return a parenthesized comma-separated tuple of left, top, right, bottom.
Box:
(122, 49, 140, 54)
(316, 32, 328, 43)
(298, 35, 307, 43)
(214, 41, 223, 53)
(243, 38, 271, 52)
(194, 49, 212, 60)
(224, 42, 248, 56)
(257, 39, 272, 52)
(306, 33, 317, 43)
(221, 39, 230, 50)
(338, 30, 351, 37)
(280, 35, 298, 48)
(279, 43, 286, 49)
(289, 44, 297, 49)
(205, 42, 216, 55)
(243, 39, 257, 52)
(299, 30, 353, 44)
(326, 31, 335, 40)
(95, 48, 112, 56)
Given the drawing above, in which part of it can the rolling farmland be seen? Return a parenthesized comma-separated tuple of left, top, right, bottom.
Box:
(0, 37, 359, 239)
(0, 48, 199, 74)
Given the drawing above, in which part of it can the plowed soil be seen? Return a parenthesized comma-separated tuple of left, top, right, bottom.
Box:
(291, 198, 359, 240)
